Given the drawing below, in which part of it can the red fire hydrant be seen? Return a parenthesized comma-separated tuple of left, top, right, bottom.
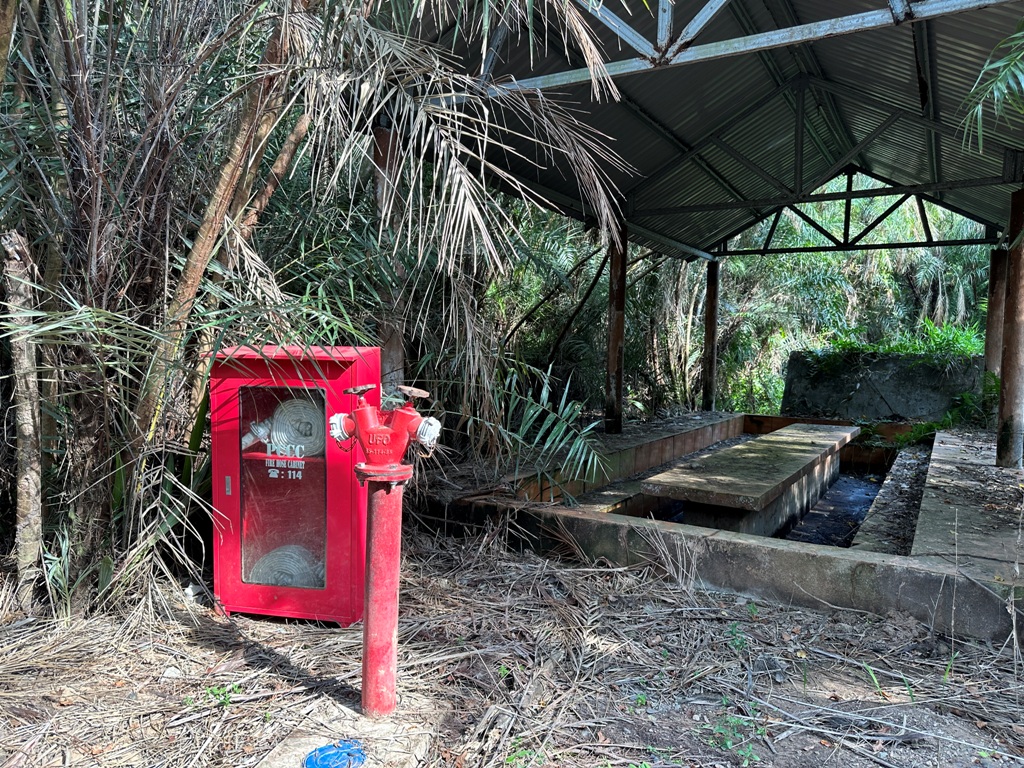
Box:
(329, 384, 441, 718)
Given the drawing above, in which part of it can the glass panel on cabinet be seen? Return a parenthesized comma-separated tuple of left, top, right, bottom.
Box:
(238, 386, 327, 589)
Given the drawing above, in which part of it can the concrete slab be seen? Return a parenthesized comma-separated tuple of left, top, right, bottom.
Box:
(433, 419, 1022, 641)
(675, 450, 839, 537)
(498, 413, 744, 503)
(911, 432, 1024, 587)
(641, 423, 859, 510)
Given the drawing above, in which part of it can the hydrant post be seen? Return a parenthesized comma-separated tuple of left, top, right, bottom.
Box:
(330, 384, 441, 719)
(362, 479, 405, 718)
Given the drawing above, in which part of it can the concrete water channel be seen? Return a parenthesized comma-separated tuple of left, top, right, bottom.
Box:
(434, 413, 1024, 642)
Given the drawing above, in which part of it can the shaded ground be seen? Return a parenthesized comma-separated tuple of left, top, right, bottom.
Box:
(2, 528, 1023, 767)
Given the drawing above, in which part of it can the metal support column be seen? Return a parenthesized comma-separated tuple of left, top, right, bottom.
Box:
(605, 225, 627, 434)
(997, 190, 1024, 468)
(702, 259, 720, 412)
(985, 247, 1008, 378)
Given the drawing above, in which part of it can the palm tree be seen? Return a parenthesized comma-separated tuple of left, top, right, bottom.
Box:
(0, 0, 622, 615)
(964, 17, 1024, 149)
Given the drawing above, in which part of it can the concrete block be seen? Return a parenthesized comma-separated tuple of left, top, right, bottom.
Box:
(618, 448, 634, 479)
(912, 432, 1024, 586)
(782, 351, 984, 422)
(657, 436, 672, 466)
(517, 505, 1018, 643)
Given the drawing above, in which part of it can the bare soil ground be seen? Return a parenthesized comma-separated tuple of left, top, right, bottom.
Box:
(2, 524, 1023, 768)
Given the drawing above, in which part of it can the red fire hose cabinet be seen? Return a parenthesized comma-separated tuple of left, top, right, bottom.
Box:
(209, 346, 381, 624)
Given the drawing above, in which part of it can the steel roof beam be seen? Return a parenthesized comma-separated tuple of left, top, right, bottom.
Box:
(794, 79, 805, 193)
(669, 0, 999, 65)
(734, 1, 845, 176)
(480, 22, 510, 79)
(854, 166, 1002, 230)
(721, 236, 997, 256)
(628, 77, 798, 198)
(617, 96, 761, 219)
(889, 0, 915, 22)
(633, 174, 1009, 215)
(788, 204, 842, 245)
(626, 222, 716, 260)
(809, 75, 1011, 154)
(916, 195, 935, 243)
(714, 173, 999, 250)
(849, 193, 912, 245)
(817, 111, 902, 184)
(502, 0, 1019, 92)
(669, 0, 733, 56)
(843, 171, 854, 242)
(572, 0, 656, 58)
(762, 209, 783, 254)
(913, 20, 944, 198)
(710, 137, 793, 194)
(493, 159, 716, 260)
(657, 0, 673, 48)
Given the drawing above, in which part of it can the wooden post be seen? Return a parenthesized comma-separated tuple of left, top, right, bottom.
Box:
(985, 247, 1008, 378)
(604, 224, 627, 434)
(997, 190, 1024, 468)
(702, 259, 720, 412)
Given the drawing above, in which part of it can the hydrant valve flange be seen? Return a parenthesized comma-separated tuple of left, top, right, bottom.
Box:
(330, 388, 440, 476)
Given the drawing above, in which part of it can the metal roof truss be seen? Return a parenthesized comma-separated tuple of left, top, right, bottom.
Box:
(501, 0, 1020, 92)
(628, 75, 1022, 222)
(718, 170, 1000, 257)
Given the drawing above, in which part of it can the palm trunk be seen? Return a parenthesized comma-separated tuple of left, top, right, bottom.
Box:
(0, 0, 17, 87)
(136, 20, 292, 444)
(188, 112, 312, 415)
(682, 274, 702, 408)
(3, 232, 43, 613)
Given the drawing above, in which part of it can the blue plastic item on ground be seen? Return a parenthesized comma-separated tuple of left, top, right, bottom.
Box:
(303, 739, 366, 768)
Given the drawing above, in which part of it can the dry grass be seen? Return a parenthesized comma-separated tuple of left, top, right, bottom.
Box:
(2, 526, 1023, 767)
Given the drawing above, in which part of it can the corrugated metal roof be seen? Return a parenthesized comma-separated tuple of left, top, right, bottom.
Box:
(448, 0, 1024, 258)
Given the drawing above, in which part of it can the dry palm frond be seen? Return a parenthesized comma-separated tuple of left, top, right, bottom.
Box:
(2, 530, 1024, 766)
(286, 2, 626, 278)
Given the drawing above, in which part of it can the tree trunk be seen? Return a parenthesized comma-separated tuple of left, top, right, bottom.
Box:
(188, 113, 312, 415)
(136, 17, 293, 443)
(548, 249, 610, 367)
(997, 190, 1024, 468)
(682, 275, 702, 408)
(3, 232, 43, 613)
(604, 222, 627, 433)
(0, 0, 18, 88)
(702, 259, 720, 412)
(374, 125, 407, 392)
